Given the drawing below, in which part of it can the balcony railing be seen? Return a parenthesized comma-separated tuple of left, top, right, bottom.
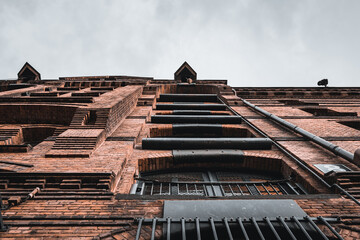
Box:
(135, 216, 343, 240)
(133, 179, 307, 197)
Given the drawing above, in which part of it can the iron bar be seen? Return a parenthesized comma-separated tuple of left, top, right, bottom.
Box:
(219, 184, 226, 196)
(286, 182, 300, 195)
(261, 183, 270, 195)
(135, 218, 143, 240)
(252, 184, 261, 195)
(167, 217, 171, 240)
(139, 182, 145, 195)
(228, 184, 235, 196)
(295, 183, 308, 195)
(333, 184, 360, 206)
(130, 182, 138, 194)
(223, 217, 233, 240)
(195, 217, 201, 240)
(151, 218, 157, 240)
(237, 218, 249, 240)
(264, 217, 281, 240)
(150, 183, 154, 195)
(209, 217, 218, 240)
(210, 184, 215, 196)
(305, 216, 329, 240)
(269, 183, 280, 195)
(250, 217, 265, 240)
(181, 218, 186, 240)
(318, 216, 344, 240)
(236, 184, 244, 195)
(277, 216, 296, 240)
(277, 183, 289, 195)
(291, 216, 313, 240)
(202, 184, 207, 196)
(244, 184, 252, 195)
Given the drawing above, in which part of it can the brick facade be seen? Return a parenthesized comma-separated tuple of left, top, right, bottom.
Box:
(0, 63, 360, 239)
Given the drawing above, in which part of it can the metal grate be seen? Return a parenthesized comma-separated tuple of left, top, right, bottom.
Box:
(135, 216, 343, 240)
(135, 180, 306, 197)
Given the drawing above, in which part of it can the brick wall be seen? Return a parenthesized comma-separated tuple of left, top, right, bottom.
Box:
(1, 79, 360, 239)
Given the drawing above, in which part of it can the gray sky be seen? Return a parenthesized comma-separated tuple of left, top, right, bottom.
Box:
(1, 0, 360, 87)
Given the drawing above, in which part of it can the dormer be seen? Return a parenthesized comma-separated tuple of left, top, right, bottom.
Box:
(174, 61, 197, 83)
(17, 62, 41, 83)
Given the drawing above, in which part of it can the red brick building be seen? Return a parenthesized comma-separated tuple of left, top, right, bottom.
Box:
(0, 62, 359, 239)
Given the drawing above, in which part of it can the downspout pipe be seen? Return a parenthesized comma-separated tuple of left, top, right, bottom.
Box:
(240, 98, 355, 164)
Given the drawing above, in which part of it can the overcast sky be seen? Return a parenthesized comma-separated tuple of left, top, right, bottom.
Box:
(1, 0, 359, 87)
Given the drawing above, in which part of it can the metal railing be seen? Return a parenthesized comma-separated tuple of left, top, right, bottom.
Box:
(135, 216, 343, 240)
(134, 180, 306, 197)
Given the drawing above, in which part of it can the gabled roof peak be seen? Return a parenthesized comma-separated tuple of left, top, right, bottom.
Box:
(17, 62, 41, 82)
(174, 61, 197, 82)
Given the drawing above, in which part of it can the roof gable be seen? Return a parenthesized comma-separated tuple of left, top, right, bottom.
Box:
(17, 62, 41, 81)
(174, 61, 197, 82)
